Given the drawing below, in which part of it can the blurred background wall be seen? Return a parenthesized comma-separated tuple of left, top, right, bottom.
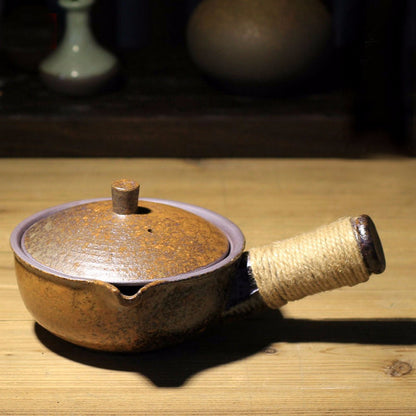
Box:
(0, 0, 414, 157)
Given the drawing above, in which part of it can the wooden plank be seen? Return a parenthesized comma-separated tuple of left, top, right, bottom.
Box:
(1, 158, 415, 415)
(0, 49, 399, 157)
(0, 114, 399, 158)
(0, 114, 365, 158)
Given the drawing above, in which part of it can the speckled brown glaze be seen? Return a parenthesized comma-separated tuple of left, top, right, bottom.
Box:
(14, 256, 239, 352)
(111, 179, 141, 215)
(23, 199, 229, 283)
(11, 189, 245, 352)
(10, 178, 386, 352)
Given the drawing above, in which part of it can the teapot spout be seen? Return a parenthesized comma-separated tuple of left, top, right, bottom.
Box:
(114, 283, 145, 298)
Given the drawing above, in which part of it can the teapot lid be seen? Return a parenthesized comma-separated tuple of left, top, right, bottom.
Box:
(20, 179, 232, 284)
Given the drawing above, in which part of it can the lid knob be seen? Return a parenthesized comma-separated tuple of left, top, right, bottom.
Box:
(111, 179, 140, 215)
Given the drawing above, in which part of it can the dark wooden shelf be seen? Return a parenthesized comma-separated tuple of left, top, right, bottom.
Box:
(0, 48, 399, 158)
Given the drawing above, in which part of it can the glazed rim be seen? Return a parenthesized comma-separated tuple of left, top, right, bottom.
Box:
(10, 198, 245, 286)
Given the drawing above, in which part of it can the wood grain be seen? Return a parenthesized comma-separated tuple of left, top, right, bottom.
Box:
(1, 158, 416, 415)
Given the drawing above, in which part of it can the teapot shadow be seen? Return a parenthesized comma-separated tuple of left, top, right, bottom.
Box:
(34, 309, 416, 387)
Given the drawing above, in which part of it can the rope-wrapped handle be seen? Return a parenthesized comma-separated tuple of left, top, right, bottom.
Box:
(249, 215, 385, 309)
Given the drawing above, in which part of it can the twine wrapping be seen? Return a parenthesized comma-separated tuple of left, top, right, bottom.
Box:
(249, 217, 369, 309)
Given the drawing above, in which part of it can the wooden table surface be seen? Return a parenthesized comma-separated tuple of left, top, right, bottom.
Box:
(1, 158, 416, 415)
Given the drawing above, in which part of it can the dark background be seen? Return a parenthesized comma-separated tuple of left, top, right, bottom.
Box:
(0, 0, 415, 157)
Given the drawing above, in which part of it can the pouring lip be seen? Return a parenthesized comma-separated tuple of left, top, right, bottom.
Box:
(10, 198, 245, 285)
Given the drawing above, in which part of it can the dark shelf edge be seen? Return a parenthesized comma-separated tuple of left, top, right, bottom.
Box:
(0, 113, 398, 158)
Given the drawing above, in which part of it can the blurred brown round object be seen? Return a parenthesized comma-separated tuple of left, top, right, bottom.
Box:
(187, 0, 331, 93)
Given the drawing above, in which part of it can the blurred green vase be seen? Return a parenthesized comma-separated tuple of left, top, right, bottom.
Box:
(39, 0, 119, 96)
